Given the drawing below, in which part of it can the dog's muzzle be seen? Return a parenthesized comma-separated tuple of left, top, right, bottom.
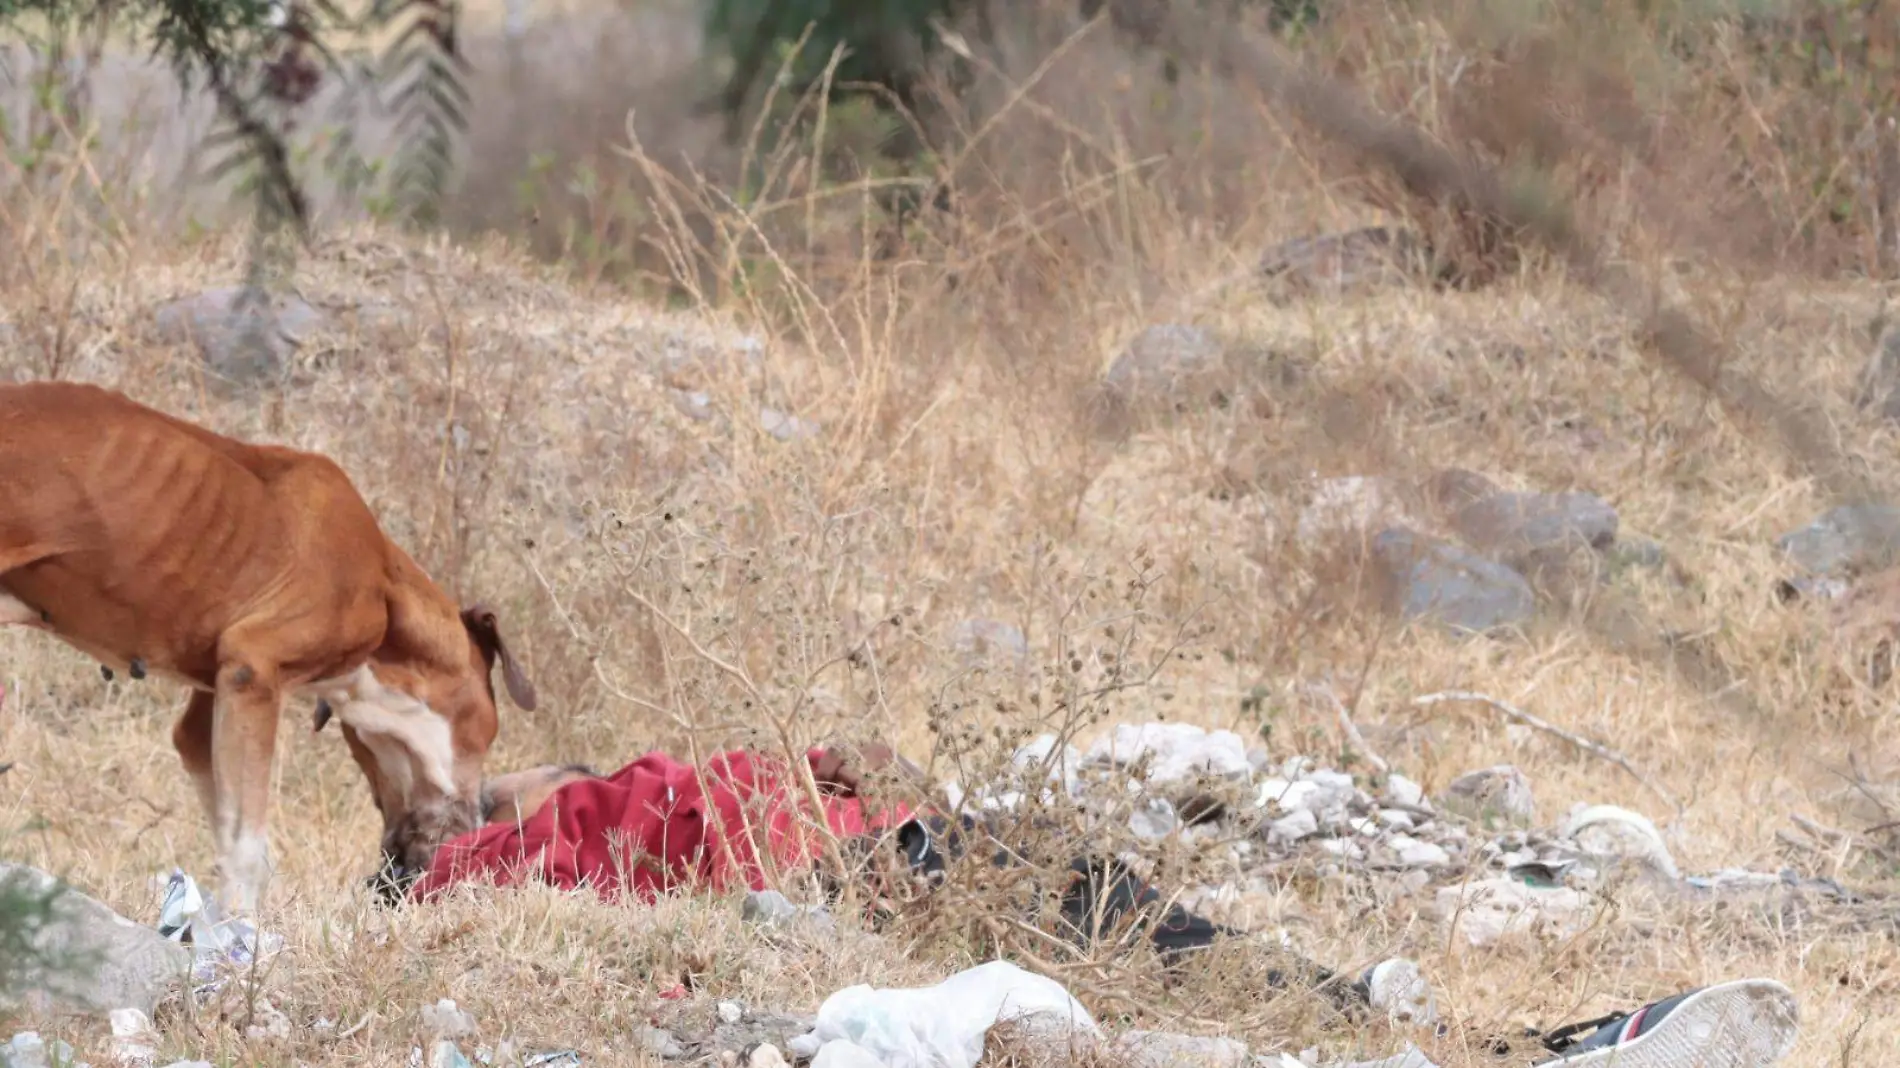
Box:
(367, 855, 421, 906)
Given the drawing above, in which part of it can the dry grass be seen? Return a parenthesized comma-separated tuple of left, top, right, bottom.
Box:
(6, 0, 1900, 1064)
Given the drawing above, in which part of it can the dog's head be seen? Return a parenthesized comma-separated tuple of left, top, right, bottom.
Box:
(318, 602, 538, 898)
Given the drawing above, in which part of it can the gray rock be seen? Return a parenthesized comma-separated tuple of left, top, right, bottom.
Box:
(1606, 538, 1667, 572)
(1383, 773, 1428, 811)
(0, 863, 190, 1019)
(740, 890, 833, 932)
(1, 1033, 81, 1068)
(1106, 324, 1223, 391)
(1855, 321, 1900, 422)
(151, 285, 325, 386)
(710, 1012, 817, 1059)
(1258, 226, 1441, 297)
(1389, 835, 1451, 868)
(759, 407, 820, 442)
(670, 389, 717, 422)
(1775, 574, 1851, 604)
(1449, 491, 1619, 558)
(1117, 1030, 1250, 1068)
(1372, 528, 1536, 635)
(1777, 504, 1900, 577)
(1267, 808, 1320, 845)
(948, 618, 1030, 669)
(1129, 799, 1180, 842)
(1439, 766, 1535, 827)
(638, 1027, 685, 1060)
(1420, 468, 1499, 514)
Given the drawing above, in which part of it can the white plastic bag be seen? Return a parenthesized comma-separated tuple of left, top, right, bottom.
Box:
(789, 961, 1098, 1068)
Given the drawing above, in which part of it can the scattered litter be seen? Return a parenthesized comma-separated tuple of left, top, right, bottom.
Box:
(789, 961, 1098, 1068)
(155, 869, 283, 984)
(809, 1041, 884, 1068)
(522, 1052, 583, 1067)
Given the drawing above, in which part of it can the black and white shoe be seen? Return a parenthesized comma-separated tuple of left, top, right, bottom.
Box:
(1532, 979, 1799, 1067)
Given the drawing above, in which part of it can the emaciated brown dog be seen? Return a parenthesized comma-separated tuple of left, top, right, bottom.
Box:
(0, 381, 537, 915)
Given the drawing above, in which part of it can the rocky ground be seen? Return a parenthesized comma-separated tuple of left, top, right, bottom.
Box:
(7, 200, 1900, 1068)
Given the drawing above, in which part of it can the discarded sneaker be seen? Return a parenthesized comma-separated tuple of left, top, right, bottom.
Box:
(1533, 979, 1799, 1067)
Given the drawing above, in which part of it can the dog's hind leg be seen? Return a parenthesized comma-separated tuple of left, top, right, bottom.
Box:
(171, 690, 219, 830)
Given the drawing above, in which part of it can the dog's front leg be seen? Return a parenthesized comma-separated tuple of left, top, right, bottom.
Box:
(210, 656, 284, 918)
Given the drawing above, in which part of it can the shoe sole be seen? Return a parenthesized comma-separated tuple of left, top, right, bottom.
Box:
(1539, 979, 1800, 1068)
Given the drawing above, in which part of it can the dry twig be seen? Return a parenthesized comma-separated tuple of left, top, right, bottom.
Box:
(1411, 690, 1679, 813)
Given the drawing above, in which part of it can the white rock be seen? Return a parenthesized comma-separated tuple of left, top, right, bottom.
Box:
(109, 1008, 159, 1068)
(1384, 774, 1428, 810)
(1389, 836, 1450, 868)
(1318, 839, 1365, 861)
(1088, 722, 1252, 785)
(1361, 958, 1438, 1027)
(1267, 809, 1320, 845)
(1296, 476, 1413, 548)
(1338, 1047, 1441, 1068)
(748, 1044, 790, 1068)
(1302, 769, 1357, 792)
(1116, 1030, 1250, 1068)
(1436, 878, 1591, 947)
(717, 1000, 745, 1025)
(1130, 800, 1180, 842)
(1253, 777, 1296, 808)
(1378, 809, 1417, 831)
(1011, 735, 1082, 796)
(422, 999, 476, 1041)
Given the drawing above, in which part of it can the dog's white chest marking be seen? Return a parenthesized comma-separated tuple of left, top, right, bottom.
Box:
(303, 665, 457, 800)
(0, 592, 46, 628)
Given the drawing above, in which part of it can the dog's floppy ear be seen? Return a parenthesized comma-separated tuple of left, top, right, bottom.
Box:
(462, 604, 539, 711)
